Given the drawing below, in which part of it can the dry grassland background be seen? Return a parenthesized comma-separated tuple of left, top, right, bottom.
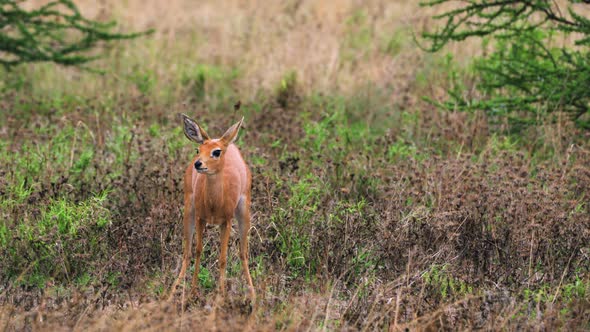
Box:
(0, 0, 589, 331)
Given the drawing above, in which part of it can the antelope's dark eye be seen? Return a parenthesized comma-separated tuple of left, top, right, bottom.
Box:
(195, 148, 200, 155)
(212, 149, 222, 158)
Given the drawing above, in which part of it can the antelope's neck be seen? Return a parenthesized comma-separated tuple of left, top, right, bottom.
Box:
(204, 173, 224, 201)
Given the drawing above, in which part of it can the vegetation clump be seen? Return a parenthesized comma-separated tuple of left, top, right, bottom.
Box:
(0, 0, 149, 68)
(421, 0, 590, 129)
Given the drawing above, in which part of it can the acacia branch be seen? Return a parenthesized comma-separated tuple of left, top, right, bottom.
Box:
(420, 0, 590, 129)
(0, 0, 152, 68)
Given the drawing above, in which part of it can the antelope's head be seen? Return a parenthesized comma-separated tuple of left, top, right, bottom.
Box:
(181, 114, 243, 175)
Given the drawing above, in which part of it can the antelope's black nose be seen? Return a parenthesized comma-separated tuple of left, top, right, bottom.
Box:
(194, 160, 203, 169)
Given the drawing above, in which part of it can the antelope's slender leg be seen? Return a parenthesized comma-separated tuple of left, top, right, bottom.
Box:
(169, 194, 195, 299)
(218, 221, 231, 295)
(236, 195, 256, 301)
(190, 219, 205, 297)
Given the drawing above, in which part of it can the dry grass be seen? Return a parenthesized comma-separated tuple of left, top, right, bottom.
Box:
(22, 0, 483, 100)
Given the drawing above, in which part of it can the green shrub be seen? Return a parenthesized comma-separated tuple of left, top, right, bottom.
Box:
(421, 0, 590, 130)
(0, 0, 150, 68)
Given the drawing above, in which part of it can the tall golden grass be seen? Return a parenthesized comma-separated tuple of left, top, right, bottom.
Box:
(20, 0, 487, 103)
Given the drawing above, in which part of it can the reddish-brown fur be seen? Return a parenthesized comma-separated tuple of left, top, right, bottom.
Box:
(170, 114, 255, 301)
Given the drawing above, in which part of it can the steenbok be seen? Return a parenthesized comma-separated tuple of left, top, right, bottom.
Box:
(170, 114, 255, 302)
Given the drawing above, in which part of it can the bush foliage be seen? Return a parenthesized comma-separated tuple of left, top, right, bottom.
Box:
(421, 0, 590, 129)
(0, 0, 148, 68)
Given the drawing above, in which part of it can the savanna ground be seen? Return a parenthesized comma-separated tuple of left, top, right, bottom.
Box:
(1, 0, 589, 330)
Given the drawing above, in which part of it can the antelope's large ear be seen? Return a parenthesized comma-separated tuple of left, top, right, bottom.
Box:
(180, 113, 210, 144)
(220, 117, 244, 145)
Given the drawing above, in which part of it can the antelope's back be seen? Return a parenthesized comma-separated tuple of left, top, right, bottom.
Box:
(224, 144, 250, 198)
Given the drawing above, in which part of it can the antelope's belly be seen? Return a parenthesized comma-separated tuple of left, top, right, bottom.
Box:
(206, 216, 230, 225)
(199, 204, 235, 225)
